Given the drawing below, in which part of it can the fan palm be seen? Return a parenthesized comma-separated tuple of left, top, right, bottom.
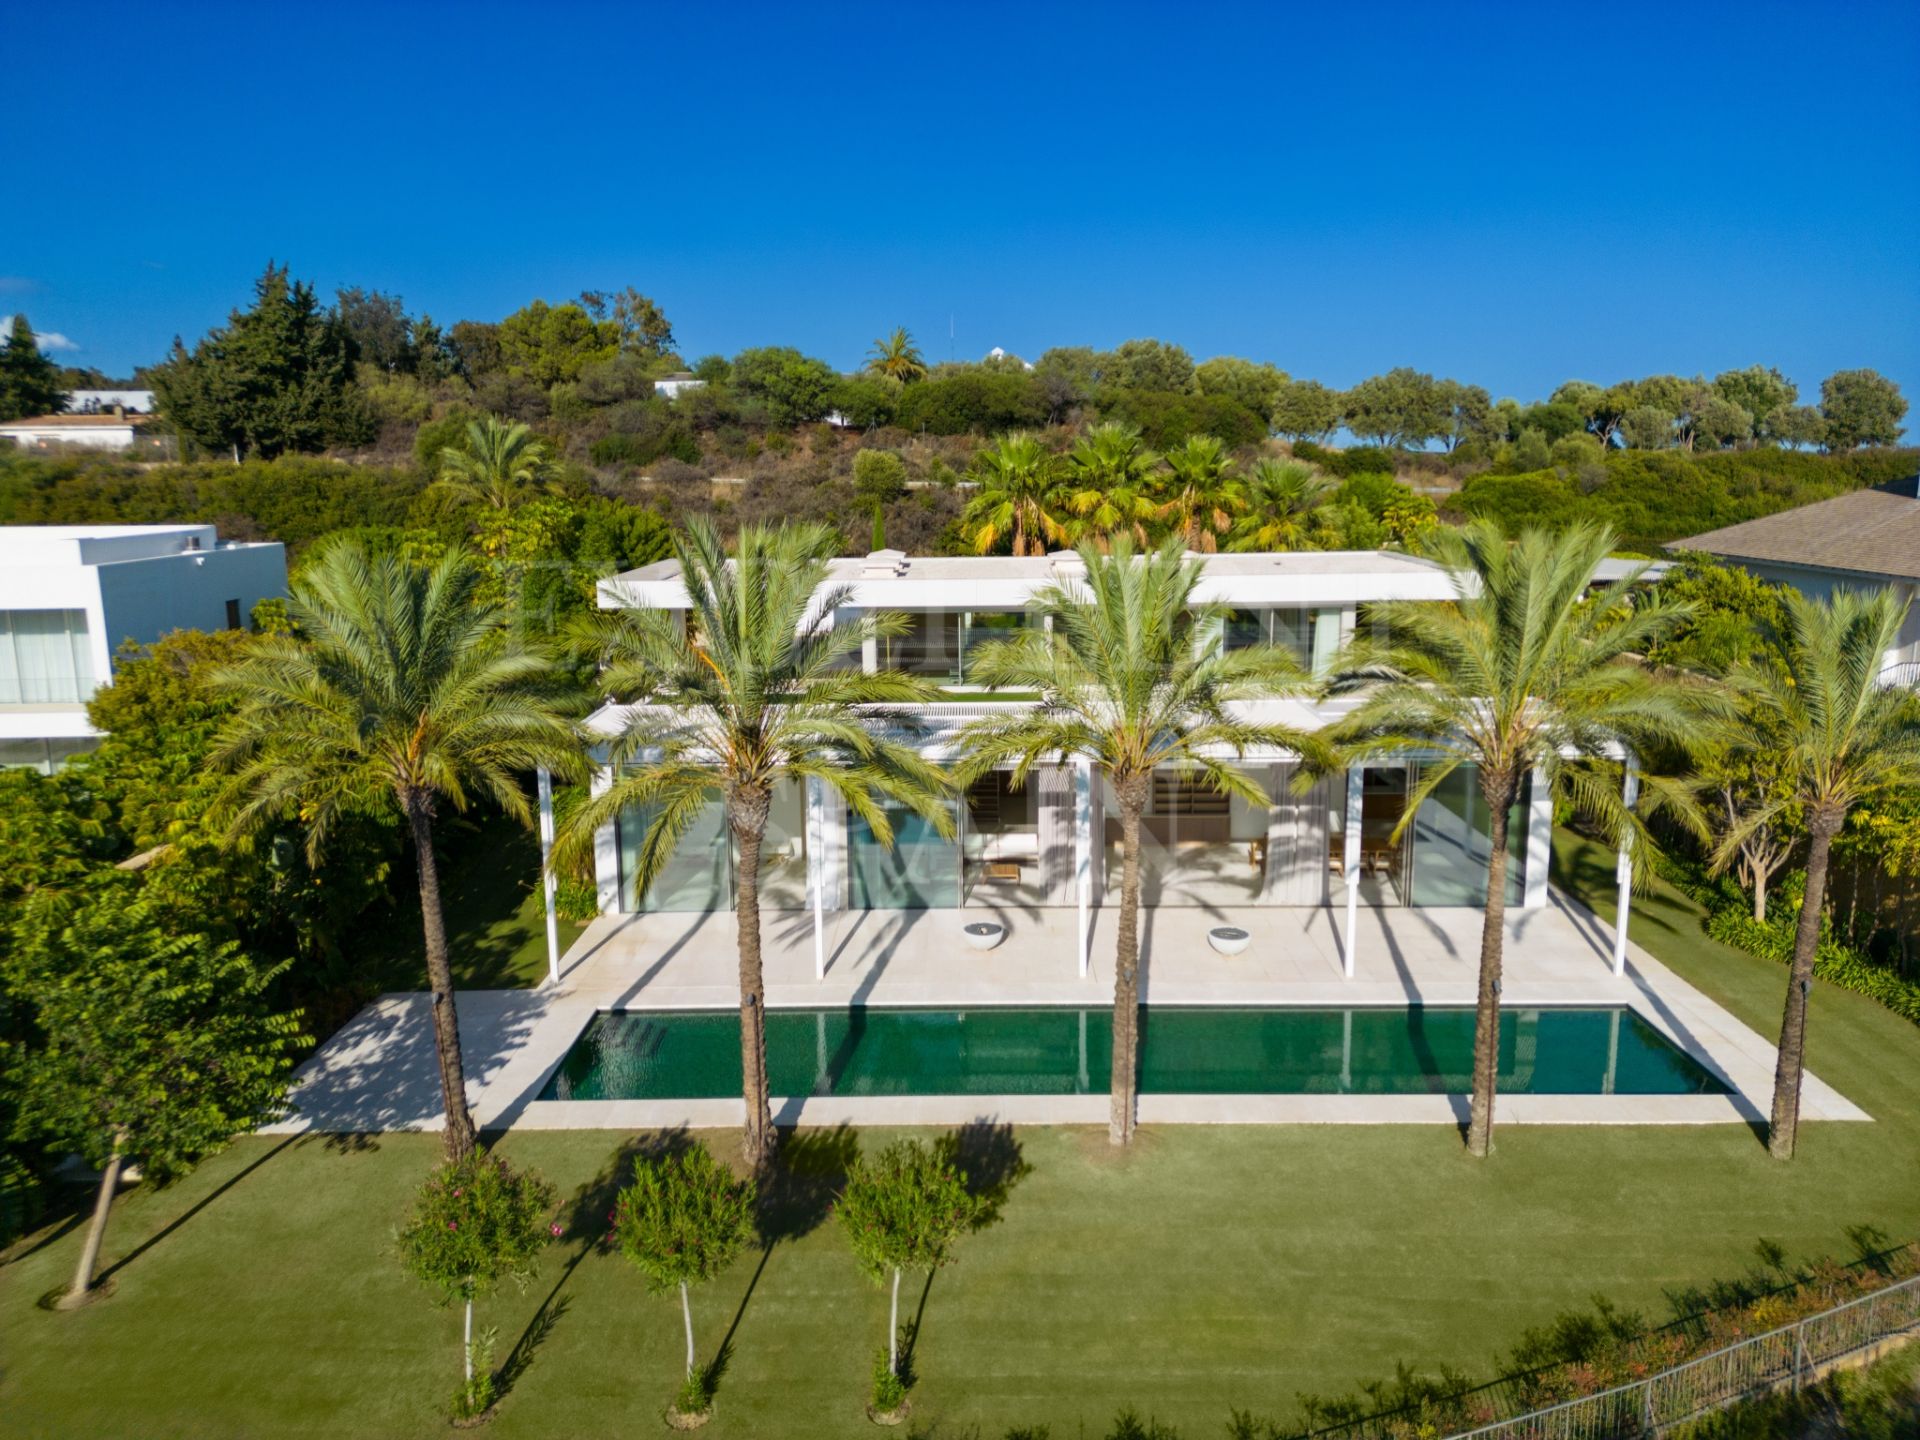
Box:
(1059, 422, 1160, 550)
(1230, 459, 1332, 551)
(558, 519, 953, 1167)
(1157, 435, 1242, 552)
(1710, 587, 1920, 1159)
(954, 537, 1325, 1144)
(1322, 521, 1711, 1157)
(866, 327, 928, 385)
(211, 541, 585, 1161)
(433, 414, 550, 510)
(961, 432, 1070, 557)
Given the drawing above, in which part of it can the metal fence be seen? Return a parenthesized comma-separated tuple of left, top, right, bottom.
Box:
(1446, 1272, 1920, 1440)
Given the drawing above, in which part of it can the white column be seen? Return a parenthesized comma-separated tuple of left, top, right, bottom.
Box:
(590, 762, 620, 916)
(1523, 768, 1553, 910)
(1612, 764, 1640, 977)
(1343, 765, 1363, 978)
(1074, 758, 1093, 979)
(537, 767, 561, 986)
(807, 777, 827, 980)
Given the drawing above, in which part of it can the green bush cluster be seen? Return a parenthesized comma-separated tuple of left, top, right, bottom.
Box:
(1448, 448, 1918, 550)
(1704, 909, 1920, 1026)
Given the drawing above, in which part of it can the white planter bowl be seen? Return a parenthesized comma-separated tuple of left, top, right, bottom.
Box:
(962, 921, 1007, 952)
(1207, 926, 1252, 957)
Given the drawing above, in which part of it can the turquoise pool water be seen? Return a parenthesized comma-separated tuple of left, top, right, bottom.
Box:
(537, 1005, 1727, 1101)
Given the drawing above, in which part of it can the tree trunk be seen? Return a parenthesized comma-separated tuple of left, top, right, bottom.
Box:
(889, 1265, 901, 1374)
(1110, 775, 1149, 1146)
(406, 791, 477, 1162)
(60, 1129, 125, 1309)
(1754, 867, 1768, 924)
(731, 784, 775, 1169)
(1465, 773, 1517, 1159)
(1770, 808, 1842, 1161)
(680, 1279, 695, 1378)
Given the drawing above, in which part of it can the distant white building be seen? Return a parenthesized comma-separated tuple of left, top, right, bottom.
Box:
(654, 375, 706, 399)
(67, 388, 156, 414)
(0, 524, 288, 772)
(0, 412, 154, 452)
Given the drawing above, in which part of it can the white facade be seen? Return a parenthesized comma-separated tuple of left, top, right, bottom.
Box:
(0, 414, 151, 452)
(65, 389, 156, 414)
(653, 376, 706, 399)
(583, 550, 1556, 960)
(0, 524, 288, 772)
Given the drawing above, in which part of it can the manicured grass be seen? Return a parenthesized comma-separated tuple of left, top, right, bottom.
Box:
(363, 810, 588, 993)
(1, 832, 1916, 1439)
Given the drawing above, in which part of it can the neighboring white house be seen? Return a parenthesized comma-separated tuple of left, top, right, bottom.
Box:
(581, 549, 1560, 963)
(1669, 474, 1920, 686)
(0, 524, 288, 773)
(66, 388, 156, 414)
(653, 374, 706, 399)
(0, 411, 154, 452)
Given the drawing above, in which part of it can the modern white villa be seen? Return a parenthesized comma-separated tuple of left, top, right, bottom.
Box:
(0, 523, 287, 772)
(581, 548, 1558, 974)
(275, 544, 1865, 1136)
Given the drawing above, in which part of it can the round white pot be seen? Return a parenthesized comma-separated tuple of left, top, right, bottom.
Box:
(962, 921, 1007, 952)
(1207, 926, 1252, 957)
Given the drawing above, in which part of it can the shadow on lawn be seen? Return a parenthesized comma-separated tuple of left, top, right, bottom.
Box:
(91, 1135, 302, 1287)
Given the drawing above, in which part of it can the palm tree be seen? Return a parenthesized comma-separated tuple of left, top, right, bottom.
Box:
(961, 432, 1070, 557)
(1059, 422, 1160, 550)
(1323, 521, 1711, 1157)
(212, 541, 584, 1161)
(866, 328, 928, 386)
(1157, 435, 1242, 552)
(954, 537, 1324, 1144)
(1230, 459, 1332, 551)
(559, 519, 953, 1167)
(433, 415, 550, 510)
(1710, 587, 1920, 1160)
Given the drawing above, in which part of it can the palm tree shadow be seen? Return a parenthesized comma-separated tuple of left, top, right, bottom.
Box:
(935, 1120, 1032, 1230)
(759, 1125, 858, 1245)
(95, 1134, 301, 1286)
(496, 1128, 697, 1402)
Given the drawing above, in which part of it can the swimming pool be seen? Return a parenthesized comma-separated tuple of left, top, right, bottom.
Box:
(537, 1005, 1727, 1101)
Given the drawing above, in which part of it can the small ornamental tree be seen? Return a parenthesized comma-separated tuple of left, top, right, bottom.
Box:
(835, 1140, 981, 1403)
(396, 1148, 558, 1420)
(8, 879, 307, 1309)
(613, 1142, 758, 1415)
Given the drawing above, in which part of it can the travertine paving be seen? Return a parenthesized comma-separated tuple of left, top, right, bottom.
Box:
(265, 891, 1867, 1136)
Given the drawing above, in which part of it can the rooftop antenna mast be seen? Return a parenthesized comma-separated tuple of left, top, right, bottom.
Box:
(949, 313, 954, 363)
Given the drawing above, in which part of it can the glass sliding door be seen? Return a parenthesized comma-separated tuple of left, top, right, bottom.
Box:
(878, 611, 963, 684)
(757, 779, 810, 909)
(957, 611, 1029, 686)
(0, 609, 96, 703)
(1101, 768, 1274, 906)
(962, 770, 1043, 906)
(1408, 766, 1527, 907)
(618, 797, 732, 913)
(849, 795, 962, 909)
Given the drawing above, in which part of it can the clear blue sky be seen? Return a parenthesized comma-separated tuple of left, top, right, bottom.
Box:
(10, 0, 1919, 404)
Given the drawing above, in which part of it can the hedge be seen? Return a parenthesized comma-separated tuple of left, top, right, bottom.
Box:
(1705, 909, 1920, 1027)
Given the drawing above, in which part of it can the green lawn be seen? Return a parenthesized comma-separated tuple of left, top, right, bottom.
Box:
(2, 830, 1917, 1440)
(362, 810, 589, 993)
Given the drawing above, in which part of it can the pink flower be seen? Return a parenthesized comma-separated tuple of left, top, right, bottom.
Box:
(447, 1221, 458, 1230)
(452, 1188, 463, 1198)
(549, 1223, 562, 1237)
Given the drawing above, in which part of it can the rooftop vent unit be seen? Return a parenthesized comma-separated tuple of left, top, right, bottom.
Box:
(861, 548, 909, 579)
(1047, 550, 1086, 580)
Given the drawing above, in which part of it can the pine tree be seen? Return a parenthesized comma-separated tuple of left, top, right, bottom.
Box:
(153, 263, 372, 459)
(0, 314, 64, 421)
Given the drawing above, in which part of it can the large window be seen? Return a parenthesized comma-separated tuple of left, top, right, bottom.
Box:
(1220, 608, 1340, 675)
(1408, 766, 1528, 907)
(0, 610, 96, 704)
(616, 780, 809, 913)
(0, 735, 101, 774)
(849, 795, 962, 909)
(1102, 767, 1276, 906)
(875, 610, 1033, 687)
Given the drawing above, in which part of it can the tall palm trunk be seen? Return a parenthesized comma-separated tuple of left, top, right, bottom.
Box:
(405, 791, 477, 1162)
(1771, 806, 1842, 1160)
(731, 785, 775, 1168)
(1110, 775, 1149, 1145)
(60, 1127, 125, 1308)
(1466, 773, 1517, 1159)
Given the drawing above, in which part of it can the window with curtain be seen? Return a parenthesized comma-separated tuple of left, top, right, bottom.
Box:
(0, 610, 96, 704)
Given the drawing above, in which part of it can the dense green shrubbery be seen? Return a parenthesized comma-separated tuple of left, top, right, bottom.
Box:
(894, 370, 1050, 435)
(1448, 447, 1919, 549)
(1098, 389, 1267, 449)
(0, 452, 428, 553)
(1705, 908, 1920, 1026)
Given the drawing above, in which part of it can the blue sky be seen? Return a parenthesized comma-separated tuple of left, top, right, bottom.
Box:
(9, 0, 1919, 404)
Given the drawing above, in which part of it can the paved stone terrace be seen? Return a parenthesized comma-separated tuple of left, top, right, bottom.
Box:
(264, 891, 1867, 1137)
